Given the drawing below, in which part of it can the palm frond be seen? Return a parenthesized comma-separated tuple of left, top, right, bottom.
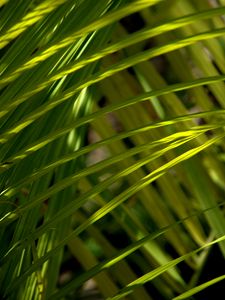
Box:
(1, 0, 225, 299)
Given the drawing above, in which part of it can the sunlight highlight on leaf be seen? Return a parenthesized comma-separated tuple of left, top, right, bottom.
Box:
(0, 0, 67, 49)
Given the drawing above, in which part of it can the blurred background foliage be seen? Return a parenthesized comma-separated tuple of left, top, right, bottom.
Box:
(0, 0, 225, 299)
